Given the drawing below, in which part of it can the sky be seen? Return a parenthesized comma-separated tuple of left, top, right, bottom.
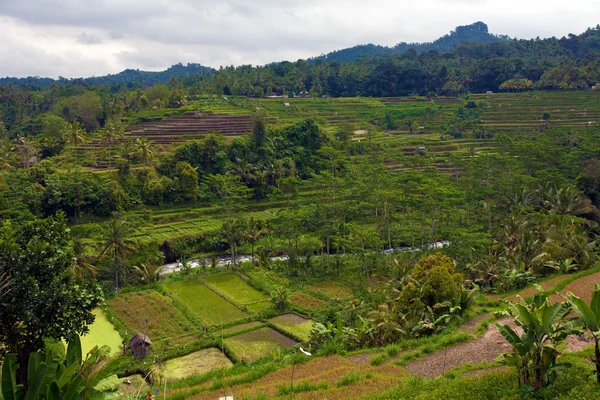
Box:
(0, 0, 599, 79)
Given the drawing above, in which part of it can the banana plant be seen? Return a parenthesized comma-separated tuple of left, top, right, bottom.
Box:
(496, 289, 575, 391)
(568, 283, 600, 384)
(1, 336, 127, 400)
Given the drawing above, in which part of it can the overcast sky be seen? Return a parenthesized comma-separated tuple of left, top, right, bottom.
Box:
(0, 0, 599, 79)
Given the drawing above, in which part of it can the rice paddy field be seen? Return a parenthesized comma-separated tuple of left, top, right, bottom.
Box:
(163, 348, 233, 381)
(289, 291, 328, 311)
(80, 308, 123, 356)
(306, 281, 354, 300)
(107, 290, 194, 339)
(223, 327, 298, 362)
(203, 272, 270, 305)
(165, 279, 248, 326)
(268, 313, 314, 342)
(64, 91, 600, 397)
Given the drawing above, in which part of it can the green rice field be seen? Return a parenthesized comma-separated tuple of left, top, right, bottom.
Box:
(224, 327, 298, 362)
(203, 272, 270, 305)
(165, 279, 248, 326)
(268, 313, 314, 342)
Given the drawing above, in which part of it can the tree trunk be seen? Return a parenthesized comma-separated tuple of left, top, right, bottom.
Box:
(522, 356, 530, 387)
(251, 242, 255, 266)
(114, 252, 119, 290)
(17, 348, 29, 391)
(231, 244, 237, 269)
(534, 350, 543, 390)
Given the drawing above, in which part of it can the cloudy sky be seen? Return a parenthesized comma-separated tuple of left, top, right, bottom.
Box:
(0, 0, 599, 79)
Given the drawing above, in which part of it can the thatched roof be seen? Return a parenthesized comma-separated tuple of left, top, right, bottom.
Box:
(130, 333, 152, 347)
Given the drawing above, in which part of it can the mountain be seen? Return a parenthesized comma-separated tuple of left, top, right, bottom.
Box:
(0, 63, 214, 89)
(310, 21, 510, 63)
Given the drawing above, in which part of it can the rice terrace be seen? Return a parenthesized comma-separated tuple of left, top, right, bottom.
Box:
(3, 16, 600, 400)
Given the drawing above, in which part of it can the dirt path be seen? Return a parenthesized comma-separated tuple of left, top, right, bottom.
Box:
(402, 318, 518, 378)
(506, 274, 571, 302)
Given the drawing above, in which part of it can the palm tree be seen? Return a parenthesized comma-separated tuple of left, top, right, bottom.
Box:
(245, 217, 269, 265)
(135, 137, 155, 166)
(100, 219, 135, 290)
(72, 238, 98, 280)
(101, 121, 124, 168)
(119, 139, 137, 165)
(133, 263, 163, 283)
(220, 217, 245, 269)
(62, 122, 87, 163)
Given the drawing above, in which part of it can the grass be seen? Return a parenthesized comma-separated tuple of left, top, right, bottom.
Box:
(268, 314, 314, 342)
(203, 272, 269, 305)
(163, 348, 233, 381)
(165, 279, 248, 326)
(80, 308, 123, 356)
(289, 291, 328, 311)
(224, 327, 298, 363)
(107, 290, 194, 339)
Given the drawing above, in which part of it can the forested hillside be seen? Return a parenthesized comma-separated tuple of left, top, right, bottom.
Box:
(310, 21, 509, 62)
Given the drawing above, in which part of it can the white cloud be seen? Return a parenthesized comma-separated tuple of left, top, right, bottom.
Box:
(0, 0, 598, 78)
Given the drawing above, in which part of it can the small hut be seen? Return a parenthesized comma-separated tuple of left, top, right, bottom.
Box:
(129, 333, 152, 360)
(593, 86, 597, 92)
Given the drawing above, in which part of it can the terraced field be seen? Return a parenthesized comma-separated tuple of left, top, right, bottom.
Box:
(165, 279, 248, 326)
(163, 348, 233, 380)
(203, 272, 270, 305)
(180, 355, 402, 400)
(268, 313, 313, 342)
(289, 291, 328, 311)
(224, 327, 298, 362)
(307, 281, 354, 300)
(107, 290, 194, 339)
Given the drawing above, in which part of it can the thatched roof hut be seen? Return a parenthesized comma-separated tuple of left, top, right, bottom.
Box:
(129, 333, 152, 360)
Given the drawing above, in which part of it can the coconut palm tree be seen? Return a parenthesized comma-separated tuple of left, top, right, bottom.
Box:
(245, 217, 269, 265)
(133, 263, 163, 283)
(135, 137, 155, 166)
(101, 121, 124, 168)
(71, 238, 98, 280)
(62, 121, 87, 163)
(100, 219, 135, 290)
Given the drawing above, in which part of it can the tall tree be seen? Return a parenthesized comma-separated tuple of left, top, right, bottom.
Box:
(99, 219, 135, 290)
(62, 121, 87, 163)
(0, 214, 102, 390)
(100, 121, 124, 168)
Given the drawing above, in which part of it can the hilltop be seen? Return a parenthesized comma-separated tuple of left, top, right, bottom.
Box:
(310, 21, 509, 63)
